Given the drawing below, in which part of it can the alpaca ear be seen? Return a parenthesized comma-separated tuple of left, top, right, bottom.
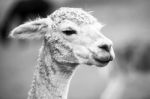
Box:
(10, 18, 50, 39)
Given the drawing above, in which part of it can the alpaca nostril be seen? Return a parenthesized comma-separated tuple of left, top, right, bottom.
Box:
(98, 44, 111, 52)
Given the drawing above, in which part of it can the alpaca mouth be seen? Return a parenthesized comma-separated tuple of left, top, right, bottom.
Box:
(92, 53, 113, 67)
(93, 56, 111, 65)
(87, 48, 114, 67)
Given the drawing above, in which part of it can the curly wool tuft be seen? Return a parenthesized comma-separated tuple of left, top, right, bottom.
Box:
(49, 7, 97, 26)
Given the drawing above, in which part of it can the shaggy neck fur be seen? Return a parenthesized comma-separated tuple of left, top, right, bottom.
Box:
(28, 40, 79, 99)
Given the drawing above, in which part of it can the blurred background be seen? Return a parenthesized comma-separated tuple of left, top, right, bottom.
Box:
(0, 0, 150, 99)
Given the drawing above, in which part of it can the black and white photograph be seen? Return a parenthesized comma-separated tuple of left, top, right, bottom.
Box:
(0, 0, 150, 99)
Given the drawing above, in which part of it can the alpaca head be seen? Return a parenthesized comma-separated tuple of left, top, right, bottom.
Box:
(10, 7, 115, 68)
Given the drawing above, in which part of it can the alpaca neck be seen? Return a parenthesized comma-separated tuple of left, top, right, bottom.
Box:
(28, 45, 78, 99)
(28, 69, 72, 99)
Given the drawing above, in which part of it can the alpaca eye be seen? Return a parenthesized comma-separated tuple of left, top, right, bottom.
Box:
(62, 29, 77, 35)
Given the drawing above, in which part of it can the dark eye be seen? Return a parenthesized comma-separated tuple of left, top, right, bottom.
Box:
(62, 29, 77, 35)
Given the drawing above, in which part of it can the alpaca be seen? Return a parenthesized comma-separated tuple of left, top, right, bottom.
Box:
(10, 7, 115, 99)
